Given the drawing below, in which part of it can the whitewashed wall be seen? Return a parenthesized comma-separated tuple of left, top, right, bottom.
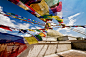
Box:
(18, 41, 71, 57)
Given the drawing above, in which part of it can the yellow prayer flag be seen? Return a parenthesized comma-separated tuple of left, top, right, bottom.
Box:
(7, 13, 11, 14)
(39, 32, 46, 37)
(52, 16, 60, 19)
(57, 19, 63, 22)
(24, 37, 38, 44)
(18, 18, 21, 19)
(47, 23, 51, 27)
(28, 29, 35, 32)
(20, 19, 24, 20)
(52, 16, 63, 23)
(24, 18, 27, 19)
(30, 0, 49, 16)
(18, 1, 29, 10)
(45, 23, 51, 29)
(13, 16, 17, 18)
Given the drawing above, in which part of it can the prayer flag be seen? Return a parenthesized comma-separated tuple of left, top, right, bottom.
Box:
(24, 37, 38, 44)
(35, 35, 43, 41)
(51, 2, 62, 13)
(0, 25, 12, 31)
(38, 32, 46, 37)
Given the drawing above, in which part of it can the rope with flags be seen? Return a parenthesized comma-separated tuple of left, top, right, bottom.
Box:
(0, 11, 45, 26)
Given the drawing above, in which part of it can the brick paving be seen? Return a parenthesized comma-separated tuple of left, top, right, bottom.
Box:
(44, 50, 86, 57)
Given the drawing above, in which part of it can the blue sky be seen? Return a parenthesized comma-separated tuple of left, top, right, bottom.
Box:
(0, 0, 86, 38)
(59, 0, 86, 38)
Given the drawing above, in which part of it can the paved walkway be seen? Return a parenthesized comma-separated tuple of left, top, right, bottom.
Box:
(44, 50, 86, 57)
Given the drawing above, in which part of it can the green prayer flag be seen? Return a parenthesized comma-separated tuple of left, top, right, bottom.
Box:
(35, 29, 41, 32)
(11, 13, 15, 15)
(44, 0, 59, 7)
(35, 35, 42, 41)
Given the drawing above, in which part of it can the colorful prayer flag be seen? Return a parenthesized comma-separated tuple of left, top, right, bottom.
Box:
(24, 37, 38, 44)
(51, 2, 62, 12)
(0, 32, 27, 57)
(38, 32, 46, 37)
(44, 0, 59, 7)
(0, 25, 12, 31)
(30, 0, 49, 16)
(35, 35, 43, 41)
(28, 29, 35, 32)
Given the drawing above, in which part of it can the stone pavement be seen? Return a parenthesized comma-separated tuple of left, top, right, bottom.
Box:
(44, 50, 86, 57)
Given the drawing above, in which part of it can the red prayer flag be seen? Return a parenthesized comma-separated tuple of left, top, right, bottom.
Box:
(15, 15, 18, 16)
(25, 4, 35, 12)
(58, 21, 63, 23)
(28, 19, 31, 20)
(51, 2, 62, 13)
(8, 0, 19, 4)
(39, 29, 46, 30)
(23, 20, 27, 21)
(75, 26, 78, 27)
(0, 25, 12, 31)
(4, 14, 9, 16)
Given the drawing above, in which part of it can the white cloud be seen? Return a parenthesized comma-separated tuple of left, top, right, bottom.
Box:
(51, 23, 57, 25)
(16, 23, 30, 29)
(56, 28, 71, 32)
(0, 6, 16, 28)
(35, 26, 42, 29)
(0, 14, 31, 30)
(0, 29, 7, 33)
(66, 19, 76, 26)
(0, 6, 31, 30)
(74, 27, 85, 32)
(68, 13, 80, 19)
(0, 6, 2, 10)
(63, 34, 73, 36)
(20, 34, 31, 37)
(0, 14, 16, 27)
(11, 20, 16, 23)
(31, 26, 42, 29)
(66, 13, 80, 26)
(0, 6, 4, 14)
(31, 27, 36, 29)
(56, 28, 62, 31)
